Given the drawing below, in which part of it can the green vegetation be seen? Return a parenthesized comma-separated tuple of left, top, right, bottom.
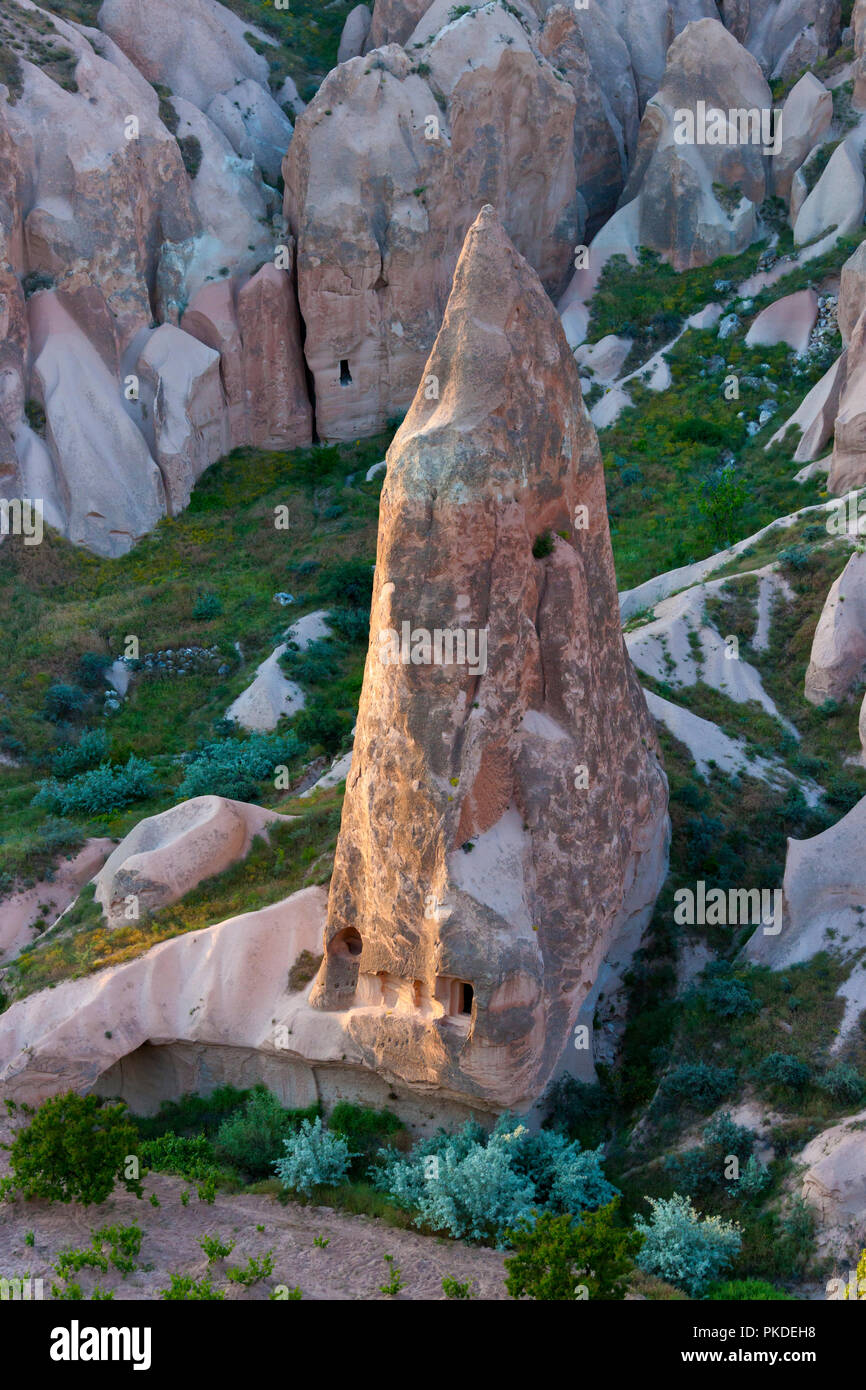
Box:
(1, 1094, 143, 1206)
(504, 1201, 641, 1301)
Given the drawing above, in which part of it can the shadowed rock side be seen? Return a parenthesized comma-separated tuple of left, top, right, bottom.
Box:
(311, 206, 670, 1111)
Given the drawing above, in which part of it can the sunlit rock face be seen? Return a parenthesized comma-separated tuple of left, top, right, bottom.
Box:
(283, 9, 582, 442)
(311, 206, 669, 1112)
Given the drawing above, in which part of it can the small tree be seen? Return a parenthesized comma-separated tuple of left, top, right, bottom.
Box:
(696, 465, 747, 548)
(504, 1201, 642, 1301)
(3, 1093, 143, 1206)
(635, 1193, 741, 1296)
(273, 1117, 354, 1195)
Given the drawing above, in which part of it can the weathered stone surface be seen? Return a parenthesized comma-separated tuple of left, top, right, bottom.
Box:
(839, 239, 866, 346)
(205, 78, 293, 186)
(793, 138, 866, 247)
(284, 16, 581, 439)
(338, 4, 373, 62)
(801, 1109, 866, 1259)
(537, 4, 631, 233)
(99, 0, 272, 112)
(310, 207, 669, 1111)
(720, 0, 841, 80)
(237, 263, 313, 449)
(30, 292, 166, 556)
(181, 264, 313, 452)
(830, 310, 866, 493)
(367, 0, 436, 48)
(855, 0, 866, 107)
(593, 0, 720, 108)
(804, 550, 866, 703)
(744, 289, 819, 352)
(1, 13, 197, 352)
(614, 20, 770, 270)
(137, 324, 229, 515)
(95, 796, 295, 928)
(772, 72, 833, 201)
(766, 350, 847, 462)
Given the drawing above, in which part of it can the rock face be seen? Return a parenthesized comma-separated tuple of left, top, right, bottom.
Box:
(800, 1110, 866, 1259)
(830, 312, 866, 493)
(771, 72, 833, 201)
(338, 4, 373, 62)
(804, 551, 866, 704)
(181, 263, 313, 452)
(856, 0, 866, 108)
(310, 207, 669, 1112)
(95, 796, 295, 928)
(611, 20, 771, 270)
(283, 10, 582, 440)
(137, 325, 229, 516)
(767, 351, 846, 462)
(744, 289, 819, 352)
(839, 240, 866, 347)
(793, 137, 866, 247)
(721, 0, 841, 81)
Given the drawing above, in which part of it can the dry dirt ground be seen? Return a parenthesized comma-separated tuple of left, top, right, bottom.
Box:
(0, 1118, 507, 1302)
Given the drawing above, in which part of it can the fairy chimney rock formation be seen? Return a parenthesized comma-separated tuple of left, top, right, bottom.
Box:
(310, 206, 669, 1112)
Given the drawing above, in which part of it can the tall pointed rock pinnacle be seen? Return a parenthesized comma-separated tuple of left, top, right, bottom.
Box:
(311, 206, 670, 1112)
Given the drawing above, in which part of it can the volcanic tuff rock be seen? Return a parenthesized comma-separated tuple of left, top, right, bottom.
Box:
(95, 796, 295, 929)
(720, 0, 842, 80)
(283, 8, 583, 440)
(829, 310, 866, 493)
(609, 20, 771, 270)
(771, 72, 833, 201)
(310, 207, 669, 1111)
(804, 550, 866, 704)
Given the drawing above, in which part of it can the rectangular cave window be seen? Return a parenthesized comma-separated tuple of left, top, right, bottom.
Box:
(339, 359, 352, 386)
(460, 982, 474, 1016)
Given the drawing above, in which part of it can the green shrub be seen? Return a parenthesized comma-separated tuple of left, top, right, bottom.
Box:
(817, 1063, 864, 1104)
(504, 1201, 641, 1301)
(635, 1194, 742, 1296)
(160, 1273, 224, 1300)
(705, 1278, 794, 1300)
(658, 1062, 736, 1110)
(373, 1116, 617, 1246)
(274, 1117, 355, 1195)
(3, 1093, 143, 1206)
(328, 607, 369, 643)
(755, 1052, 811, 1092)
(698, 965, 759, 1018)
(532, 531, 554, 559)
(665, 1112, 756, 1198)
(43, 683, 87, 722)
(177, 731, 305, 801)
(138, 1133, 219, 1183)
(226, 1251, 274, 1286)
(51, 728, 111, 779)
(192, 591, 222, 620)
(75, 652, 110, 688)
(33, 755, 158, 815)
(442, 1276, 474, 1299)
(327, 1101, 405, 1179)
(212, 1086, 319, 1179)
(294, 702, 352, 755)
